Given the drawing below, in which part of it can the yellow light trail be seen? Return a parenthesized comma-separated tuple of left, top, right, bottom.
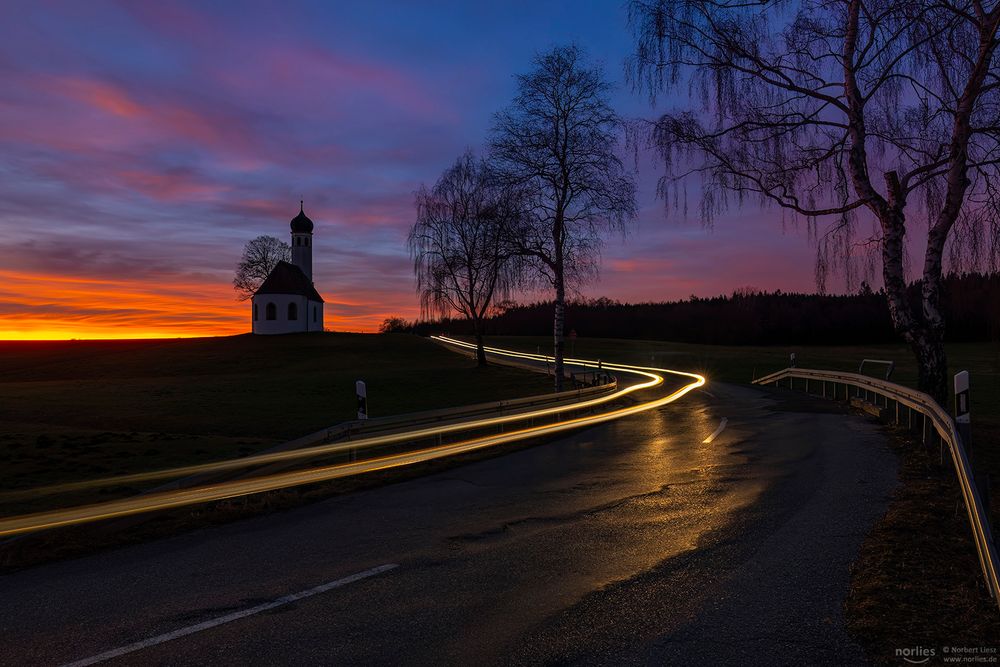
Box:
(0, 339, 705, 537)
(0, 339, 657, 502)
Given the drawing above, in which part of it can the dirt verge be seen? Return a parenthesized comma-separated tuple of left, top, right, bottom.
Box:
(846, 424, 1000, 664)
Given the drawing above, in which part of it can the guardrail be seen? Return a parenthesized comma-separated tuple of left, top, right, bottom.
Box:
(858, 358, 895, 380)
(437, 336, 612, 387)
(0, 346, 645, 536)
(166, 376, 620, 489)
(158, 351, 618, 490)
(3, 367, 618, 502)
(335, 372, 616, 441)
(754, 367, 1000, 609)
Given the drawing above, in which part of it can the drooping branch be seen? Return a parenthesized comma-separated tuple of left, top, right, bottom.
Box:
(408, 151, 524, 361)
(627, 0, 1000, 399)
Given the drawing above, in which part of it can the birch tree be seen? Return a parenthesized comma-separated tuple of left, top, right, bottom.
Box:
(628, 0, 1000, 402)
(490, 45, 637, 390)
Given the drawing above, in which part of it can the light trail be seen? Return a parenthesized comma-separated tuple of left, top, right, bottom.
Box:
(0, 340, 658, 502)
(0, 339, 705, 537)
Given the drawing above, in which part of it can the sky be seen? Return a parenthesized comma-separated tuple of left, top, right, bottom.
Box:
(0, 0, 861, 339)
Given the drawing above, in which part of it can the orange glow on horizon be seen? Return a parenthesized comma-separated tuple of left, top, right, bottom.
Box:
(0, 269, 417, 339)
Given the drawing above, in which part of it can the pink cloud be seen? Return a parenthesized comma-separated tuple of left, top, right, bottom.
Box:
(116, 168, 229, 202)
(53, 77, 144, 118)
(257, 44, 453, 121)
(7, 73, 260, 164)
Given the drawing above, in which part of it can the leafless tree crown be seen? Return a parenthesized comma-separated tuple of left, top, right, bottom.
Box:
(489, 44, 637, 389)
(233, 235, 291, 301)
(490, 44, 638, 289)
(408, 151, 522, 325)
(627, 0, 1000, 286)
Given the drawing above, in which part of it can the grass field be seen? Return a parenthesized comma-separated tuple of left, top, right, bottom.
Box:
(481, 334, 1000, 409)
(0, 333, 550, 504)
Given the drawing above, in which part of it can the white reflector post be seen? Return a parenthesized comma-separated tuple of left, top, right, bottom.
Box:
(954, 370, 971, 457)
(955, 371, 971, 424)
(356, 380, 368, 420)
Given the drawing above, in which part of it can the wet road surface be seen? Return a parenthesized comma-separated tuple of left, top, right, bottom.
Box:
(0, 382, 896, 666)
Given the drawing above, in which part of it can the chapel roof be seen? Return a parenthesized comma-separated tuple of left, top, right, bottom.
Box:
(254, 261, 324, 302)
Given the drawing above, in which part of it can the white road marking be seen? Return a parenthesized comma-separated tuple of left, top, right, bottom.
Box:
(702, 418, 728, 444)
(701, 390, 717, 399)
(62, 563, 399, 667)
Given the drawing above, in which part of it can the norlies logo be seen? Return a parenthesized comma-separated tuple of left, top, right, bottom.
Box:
(896, 646, 936, 664)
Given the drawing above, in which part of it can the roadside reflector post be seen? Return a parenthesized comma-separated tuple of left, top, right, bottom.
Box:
(356, 380, 368, 421)
(956, 371, 989, 517)
(954, 370, 971, 461)
(790, 352, 796, 368)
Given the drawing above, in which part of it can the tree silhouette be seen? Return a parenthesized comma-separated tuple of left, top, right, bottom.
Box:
(627, 0, 1000, 402)
(379, 316, 410, 334)
(409, 151, 523, 366)
(233, 235, 291, 301)
(491, 45, 637, 390)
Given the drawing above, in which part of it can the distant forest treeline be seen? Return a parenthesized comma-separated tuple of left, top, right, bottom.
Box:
(401, 273, 1000, 345)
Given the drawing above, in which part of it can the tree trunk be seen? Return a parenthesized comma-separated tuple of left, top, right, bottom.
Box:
(911, 331, 948, 404)
(553, 272, 566, 392)
(917, 225, 950, 404)
(879, 203, 949, 404)
(474, 324, 487, 367)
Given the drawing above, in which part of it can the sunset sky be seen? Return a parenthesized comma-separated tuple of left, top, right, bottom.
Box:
(0, 0, 877, 339)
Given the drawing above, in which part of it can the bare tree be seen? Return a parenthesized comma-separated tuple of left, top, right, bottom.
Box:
(233, 235, 291, 301)
(379, 316, 411, 334)
(408, 151, 522, 366)
(627, 0, 1000, 402)
(490, 45, 638, 390)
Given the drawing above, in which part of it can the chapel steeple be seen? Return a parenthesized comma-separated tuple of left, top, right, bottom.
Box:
(290, 200, 314, 281)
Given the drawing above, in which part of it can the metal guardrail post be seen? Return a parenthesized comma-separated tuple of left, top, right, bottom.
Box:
(859, 358, 895, 380)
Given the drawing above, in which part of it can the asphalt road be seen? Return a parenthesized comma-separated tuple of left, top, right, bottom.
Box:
(0, 381, 897, 666)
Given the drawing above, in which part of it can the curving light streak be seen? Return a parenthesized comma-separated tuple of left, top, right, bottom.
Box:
(0, 339, 705, 537)
(1, 341, 659, 502)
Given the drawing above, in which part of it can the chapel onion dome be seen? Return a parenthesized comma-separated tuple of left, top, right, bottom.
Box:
(290, 201, 314, 233)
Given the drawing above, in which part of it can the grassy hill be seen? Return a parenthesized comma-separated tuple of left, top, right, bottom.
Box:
(0, 333, 550, 501)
